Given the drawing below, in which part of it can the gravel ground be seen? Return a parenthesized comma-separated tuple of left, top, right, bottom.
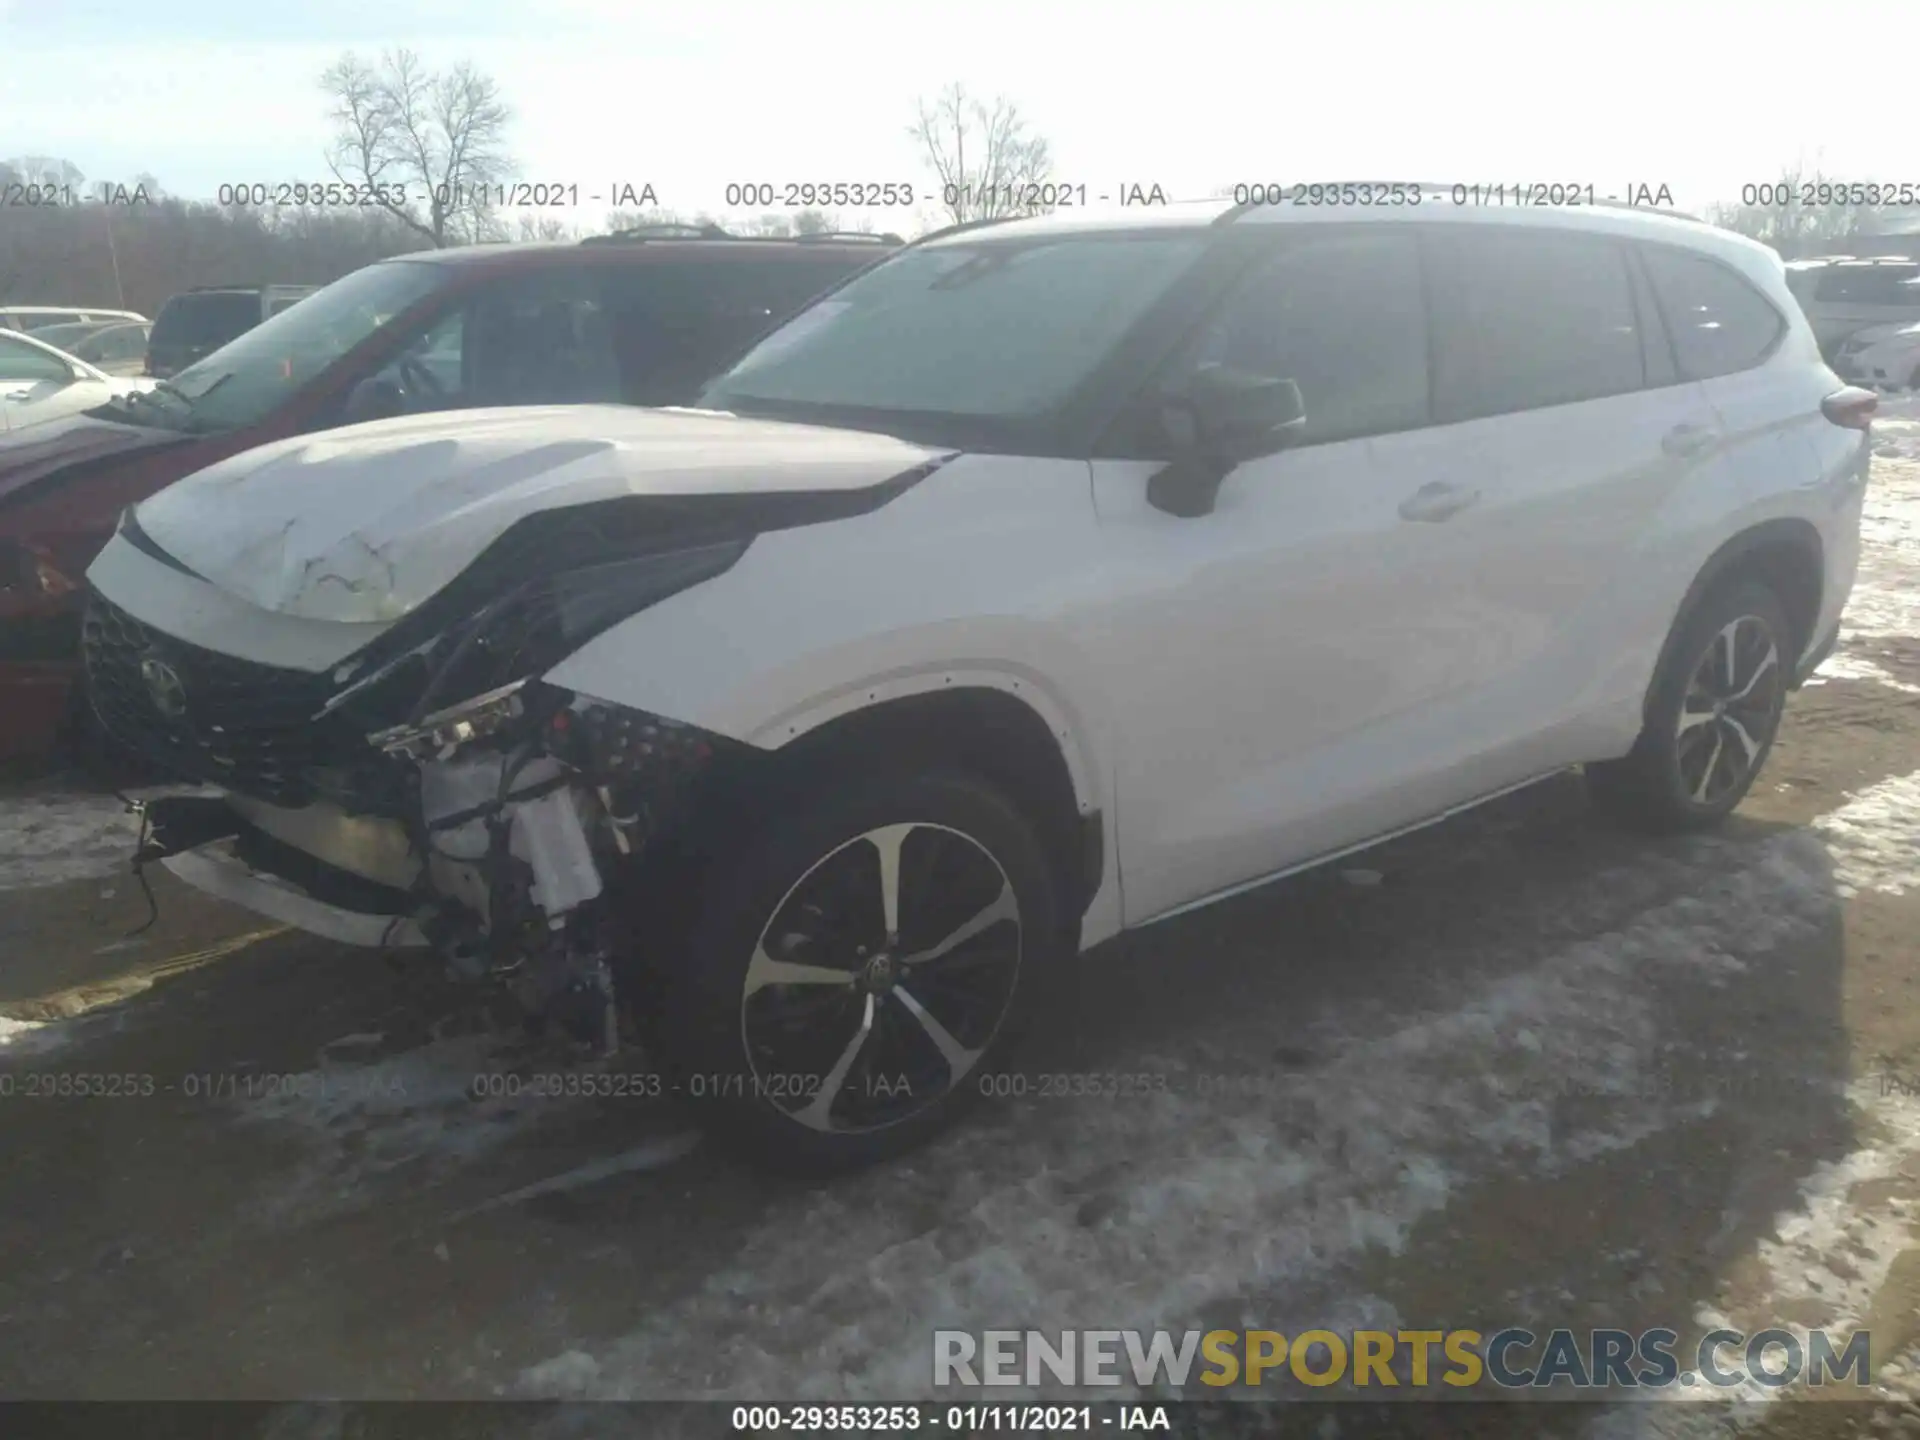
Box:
(1, 397, 1917, 1436)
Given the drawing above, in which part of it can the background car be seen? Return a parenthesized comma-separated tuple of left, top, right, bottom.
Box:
(0, 328, 155, 435)
(32, 321, 153, 377)
(0, 306, 147, 334)
(1784, 257, 1920, 354)
(0, 227, 900, 765)
(1833, 319, 1920, 390)
(144, 284, 319, 377)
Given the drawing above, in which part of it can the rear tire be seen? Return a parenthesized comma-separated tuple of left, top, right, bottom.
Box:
(649, 765, 1062, 1174)
(1587, 578, 1792, 833)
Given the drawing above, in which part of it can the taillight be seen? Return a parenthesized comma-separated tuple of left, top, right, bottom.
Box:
(1821, 386, 1878, 430)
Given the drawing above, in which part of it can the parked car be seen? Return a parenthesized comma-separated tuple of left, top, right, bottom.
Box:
(0, 230, 901, 761)
(1784, 257, 1920, 353)
(1833, 319, 1920, 391)
(0, 306, 147, 333)
(34, 321, 152, 377)
(0, 328, 155, 434)
(80, 194, 1870, 1171)
(144, 285, 320, 378)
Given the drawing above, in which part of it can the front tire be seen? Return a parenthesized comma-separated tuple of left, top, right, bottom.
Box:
(654, 766, 1061, 1173)
(1588, 578, 1792, 832)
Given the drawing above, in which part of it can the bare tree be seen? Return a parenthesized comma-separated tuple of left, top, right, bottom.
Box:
(511, 213, 582, 243)
(5, 155, 86, 191)
(908, 85, 1054, 225)
(729, 210, 840, 237)
(1706, 164, 1920, 257)
(319, 49, 514, 247)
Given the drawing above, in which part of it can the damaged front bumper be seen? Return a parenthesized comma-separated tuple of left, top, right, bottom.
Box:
(124, 679, 734, 1046)
(138, 792, 428, 948)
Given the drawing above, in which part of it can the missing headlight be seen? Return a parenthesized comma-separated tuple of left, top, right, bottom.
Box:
(320, 538, 751, 735)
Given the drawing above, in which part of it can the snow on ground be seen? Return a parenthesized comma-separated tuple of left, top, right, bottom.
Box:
(1874, 390, 1920, 463)
(0, 1013, 69, 1054)
(225, 1031, 582, 1228)
(0, 787, 147, 891)
(1808, 436, 1920, 691)
(513, 766, 1920, 1402)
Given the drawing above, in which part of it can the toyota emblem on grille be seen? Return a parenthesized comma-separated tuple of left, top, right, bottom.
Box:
(139, 654, 189, 720)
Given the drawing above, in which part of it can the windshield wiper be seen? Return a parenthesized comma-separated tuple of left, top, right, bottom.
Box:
(174, 373, 230, 406)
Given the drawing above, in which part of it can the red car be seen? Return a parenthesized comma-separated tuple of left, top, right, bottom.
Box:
(0, 228, 899, 765)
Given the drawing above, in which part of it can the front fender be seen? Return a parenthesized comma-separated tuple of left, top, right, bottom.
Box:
(539, 452, 1113, 820)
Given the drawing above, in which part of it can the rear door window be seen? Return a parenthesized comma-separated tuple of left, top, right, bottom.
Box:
(1813, 265, 1920, 305)
(96, 325, 149, 364)
(1639, 246, 1786, 381)
(1426, 227, 1646, 423)
(598, 255, 874, 406)
(152, 292, 264, 353)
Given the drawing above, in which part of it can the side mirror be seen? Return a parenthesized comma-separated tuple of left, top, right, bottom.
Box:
(343, 375, 405, 425)
(1147, 367, 1307, 518)
(1189, 366, 1306, 463)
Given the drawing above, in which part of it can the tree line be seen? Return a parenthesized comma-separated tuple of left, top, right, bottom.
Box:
(2, 46, 1911, 314)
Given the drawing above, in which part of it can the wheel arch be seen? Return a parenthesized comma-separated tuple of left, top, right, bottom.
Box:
(749, 676, 1107, 924)
(1644, 518, 1825, 722)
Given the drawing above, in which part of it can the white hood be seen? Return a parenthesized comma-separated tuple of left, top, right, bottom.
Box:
(134, 405, 946, 624)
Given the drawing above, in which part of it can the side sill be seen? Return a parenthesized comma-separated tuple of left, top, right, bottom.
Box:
(1132, 767, 1575, 932)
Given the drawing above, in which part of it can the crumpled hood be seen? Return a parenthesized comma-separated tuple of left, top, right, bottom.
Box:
(133, 405, 947, 623)
(0, 410, 190, 508)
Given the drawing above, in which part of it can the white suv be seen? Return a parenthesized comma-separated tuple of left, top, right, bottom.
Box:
(80, 193, 1873, 1169)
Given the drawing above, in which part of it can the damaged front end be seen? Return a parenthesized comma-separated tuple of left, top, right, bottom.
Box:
(84, 508, 759, 1049)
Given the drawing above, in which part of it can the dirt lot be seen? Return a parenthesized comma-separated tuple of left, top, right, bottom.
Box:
(3, 409, 1919, 1437)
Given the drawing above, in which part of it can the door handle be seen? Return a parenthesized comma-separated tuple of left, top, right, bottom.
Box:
(1398, 481, 1481, 523)
(1662, 422, 1718, 458)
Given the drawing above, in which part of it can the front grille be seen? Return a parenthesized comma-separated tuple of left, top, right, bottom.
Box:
(82, 591, 365, 806)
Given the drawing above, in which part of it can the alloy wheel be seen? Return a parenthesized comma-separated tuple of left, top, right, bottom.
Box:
(1674, 614, 1784, 807)
(739, 821, 1023, 1134)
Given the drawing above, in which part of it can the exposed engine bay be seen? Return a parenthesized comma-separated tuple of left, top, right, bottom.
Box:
(80, 453, 949, 1050)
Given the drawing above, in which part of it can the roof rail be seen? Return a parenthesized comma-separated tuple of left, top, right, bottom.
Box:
(896, 214, 1024, 250)
(582, 222, 735, 244)
(793, 230, 904, 245)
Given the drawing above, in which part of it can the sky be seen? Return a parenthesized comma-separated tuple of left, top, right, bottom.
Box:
(2, 0, 1911, 234)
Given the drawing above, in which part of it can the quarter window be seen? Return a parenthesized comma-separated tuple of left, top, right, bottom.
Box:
(1640, 246, 1785, 381)
(1427, 228, 1645, 423)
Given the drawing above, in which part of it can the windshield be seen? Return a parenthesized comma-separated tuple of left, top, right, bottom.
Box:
(159, 260, 450, 430)
(697, 234, 1209, 437)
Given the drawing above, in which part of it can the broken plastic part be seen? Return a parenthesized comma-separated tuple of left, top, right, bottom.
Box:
(509, 786, 605, 917)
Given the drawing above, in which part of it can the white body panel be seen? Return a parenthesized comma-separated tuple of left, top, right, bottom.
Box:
(0, 328, 153, 435)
